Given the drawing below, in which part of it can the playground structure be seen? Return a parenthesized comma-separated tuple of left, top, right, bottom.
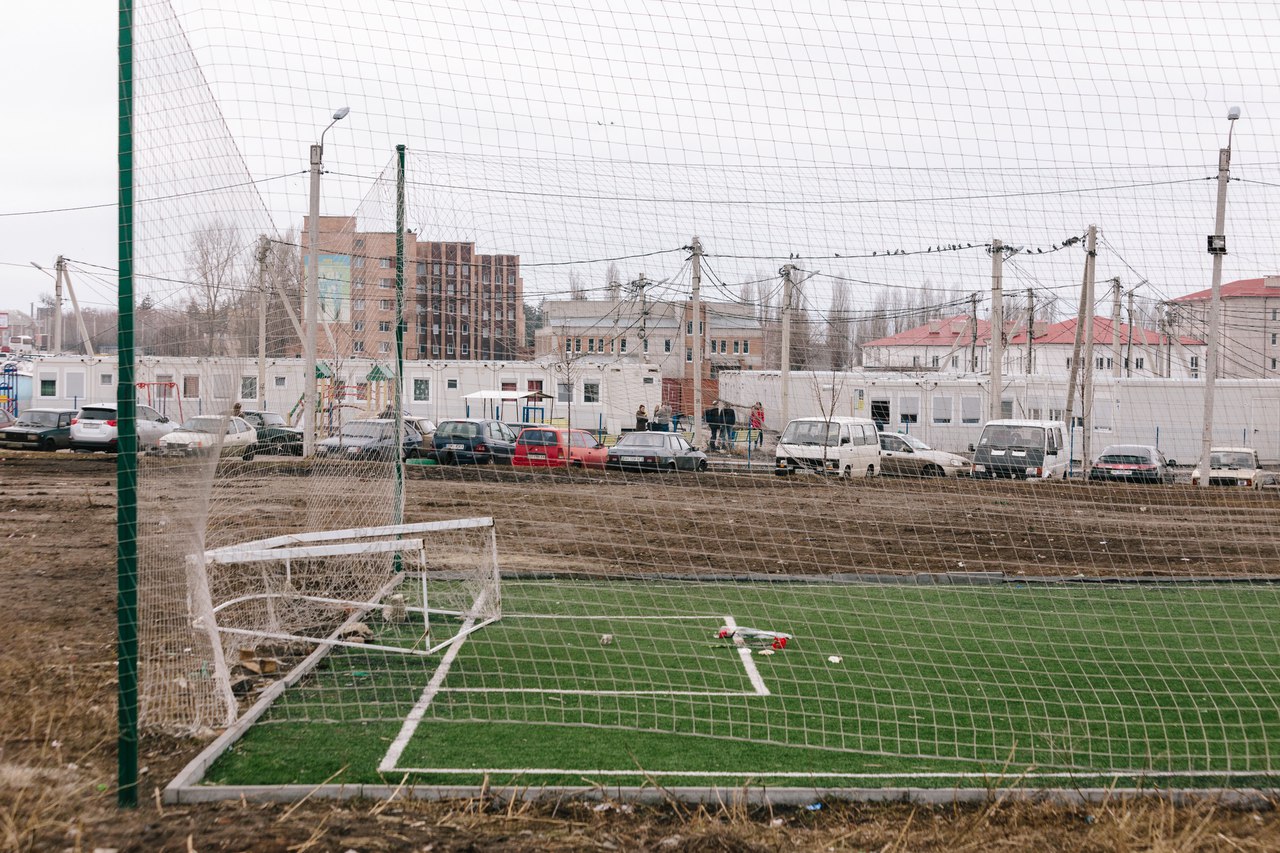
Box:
(286, 363, 398, 435)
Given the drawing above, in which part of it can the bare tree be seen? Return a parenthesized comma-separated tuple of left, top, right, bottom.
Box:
(568, 270, 587, 301)
(604, 262, 621, 300)
(825, 286, 854, 370)
(185, 221, 245, 355)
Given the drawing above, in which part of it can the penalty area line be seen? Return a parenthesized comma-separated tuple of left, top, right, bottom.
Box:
(724, 615, 770, 696)
(379, 610, 478, 774)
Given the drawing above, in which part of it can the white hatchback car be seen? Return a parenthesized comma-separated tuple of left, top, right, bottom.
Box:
(70, 403, 175, 452)
(1191, 447, 1273, 489)
(158, 415, 257, 458)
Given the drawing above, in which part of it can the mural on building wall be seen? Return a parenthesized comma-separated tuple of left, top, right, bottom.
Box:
(318, 255, 351, 324)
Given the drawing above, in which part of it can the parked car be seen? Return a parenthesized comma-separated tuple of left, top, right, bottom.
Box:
(606, 430, 707, 472)
(775, 416, 880, 477)
(0, 408, 77, 451)
(158, 415, 257, 458)
(513, 427, 608, 469)
(432, 419, 518, 464)
(316, 418, 423, 461)
(1190, 447, 1272, 488)
(969, 419, 1068, 480)
(878, 432, 970, 477)
(240, 410, 302, 459)
(1088, 444, 1174, 484)
(70, 403, 174, 452)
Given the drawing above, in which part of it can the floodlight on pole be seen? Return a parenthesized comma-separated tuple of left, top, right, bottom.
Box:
(1197, 106, 1239, 487)
(303, 106, 350, 458)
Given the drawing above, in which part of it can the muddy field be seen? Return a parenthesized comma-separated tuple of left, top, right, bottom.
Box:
(4, 452, 1280, 852)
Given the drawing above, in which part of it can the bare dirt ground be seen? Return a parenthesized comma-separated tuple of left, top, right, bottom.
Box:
(4, 452, 1280, 852)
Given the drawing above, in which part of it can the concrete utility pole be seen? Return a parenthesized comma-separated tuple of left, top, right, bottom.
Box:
(988, 240, 1005, 421)
(303, 106, 349, 457)
(1025, 288, 1035, 374)
(969, 293, 979, 372)
(53, 256, 65, 353)
(1063, 225, 1096, 474)
(1199, 107, 1240, 487)
(257, 236, 269, 409)
(62, 266, 95, 358)
(1111, 277, 1123, 379)
(629, 274, 650, 362)
(1080, 226, 1098, 475)
(780, 263, 796, 427)
(690, 237, 704, 448)
(1125, 288, 1136, 378)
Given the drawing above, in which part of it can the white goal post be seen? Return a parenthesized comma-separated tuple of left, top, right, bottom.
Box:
(190, 517, 501, 726)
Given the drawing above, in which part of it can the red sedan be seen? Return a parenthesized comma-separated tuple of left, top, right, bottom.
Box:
(512, 427, 609, 469)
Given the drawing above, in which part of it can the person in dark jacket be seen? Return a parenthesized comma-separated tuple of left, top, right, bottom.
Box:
(720, 401, 737, 451)
(704, 401, 722, 451)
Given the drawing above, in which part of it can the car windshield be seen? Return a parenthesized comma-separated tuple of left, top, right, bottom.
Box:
(900, 433, 931, 451)
(780, 421, 840, 446)
(339, 422, 390, 439)
(15, 411, 62, 428)
(436, 421, 480, 439)
(618, 432, 665, 448)
(980, 426, 1044, 448)
(518, 429, 560, 446)
(1099, 447, 1153, 464)
(254, 413, 286, 427)
(1211, 451, 1256, 469)
(178, 417, 226, 433)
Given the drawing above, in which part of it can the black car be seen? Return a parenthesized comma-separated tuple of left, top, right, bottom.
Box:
(1088, 444, 1174, 484)
(432, 419, 518, 464)
(0, 408, 77, 451)
(241, 410, 303, 460)
(605, 431, 708, 472)
(315, 418, 423, 461)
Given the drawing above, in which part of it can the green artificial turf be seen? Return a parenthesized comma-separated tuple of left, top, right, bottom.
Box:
(205, 580, 1280, 788)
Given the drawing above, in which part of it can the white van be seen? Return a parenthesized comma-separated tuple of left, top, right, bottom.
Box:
(970, 419, 1068, 480)
(774, 416, 880, 477)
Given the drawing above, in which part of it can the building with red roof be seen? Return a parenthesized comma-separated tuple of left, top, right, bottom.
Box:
(861, 315, 992, 372)
(1171, 276, 1280, 378)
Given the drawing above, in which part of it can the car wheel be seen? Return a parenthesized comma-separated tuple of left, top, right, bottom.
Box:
(39, 437, 56, 452)
(667, 461, 677, 472)
(696, 458, 707, 472)
(925, 464, 944, 477)
(866, 464, 876, 478)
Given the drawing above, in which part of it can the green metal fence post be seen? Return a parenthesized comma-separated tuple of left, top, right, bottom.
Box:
(116, 0, 139, 809)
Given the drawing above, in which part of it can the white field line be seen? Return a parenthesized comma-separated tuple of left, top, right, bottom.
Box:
(502, 613, 716, 620)
(438, 688, 761, 696)
(724, 615, 770, 696)
(379, 610, 478, 774)
(380, 767, 1280, 780)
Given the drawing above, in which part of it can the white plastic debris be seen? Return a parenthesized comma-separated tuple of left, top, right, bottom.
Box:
(599, 633, 613, 646)
(828, 656, 842, 664)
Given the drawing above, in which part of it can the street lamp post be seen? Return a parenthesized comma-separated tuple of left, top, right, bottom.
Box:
(303, 106, 350, 457)
(1198, 106, 1239, 487)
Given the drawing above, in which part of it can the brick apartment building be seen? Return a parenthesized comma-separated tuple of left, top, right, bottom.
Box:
(301, 216, 524, 361)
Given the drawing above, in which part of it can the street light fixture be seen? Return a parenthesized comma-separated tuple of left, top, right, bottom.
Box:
(303, 106, 350, 458)
(1197, 105, 1240, 487)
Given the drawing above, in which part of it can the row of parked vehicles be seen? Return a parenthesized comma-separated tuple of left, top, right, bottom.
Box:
(771, 415, 1273, 488)
(0, 406, 1271, 487)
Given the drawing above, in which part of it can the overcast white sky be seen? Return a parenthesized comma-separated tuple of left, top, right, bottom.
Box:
(6, 1, 1280, 328)
(1, 1, 117, 316)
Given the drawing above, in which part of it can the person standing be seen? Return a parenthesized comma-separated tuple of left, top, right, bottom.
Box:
(653, 400, 672, 432)
(704, 401, 722, 451)
(635, 405, 649, 432)
(749, 401, 765, 450)
(720, 401, 737, 451)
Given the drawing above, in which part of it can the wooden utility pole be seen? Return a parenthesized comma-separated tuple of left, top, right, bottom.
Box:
(988, 239, 1005, 421)
(690, 237, 703, 448)
(1025, 288, 1035, 375)
(1125, 288, 1136, 378)
(1063, 224, 1097, 474)
(53, 256, 65, 353)
(968, 293, 979, 373)
(1080, 227, 1098, 475)
(1111, 277, 1123, 378)
(780, 264, 795, 427)
(257, 236, 270, 409)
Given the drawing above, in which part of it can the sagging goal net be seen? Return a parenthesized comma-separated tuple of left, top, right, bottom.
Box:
(147, 515, 500, 731)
